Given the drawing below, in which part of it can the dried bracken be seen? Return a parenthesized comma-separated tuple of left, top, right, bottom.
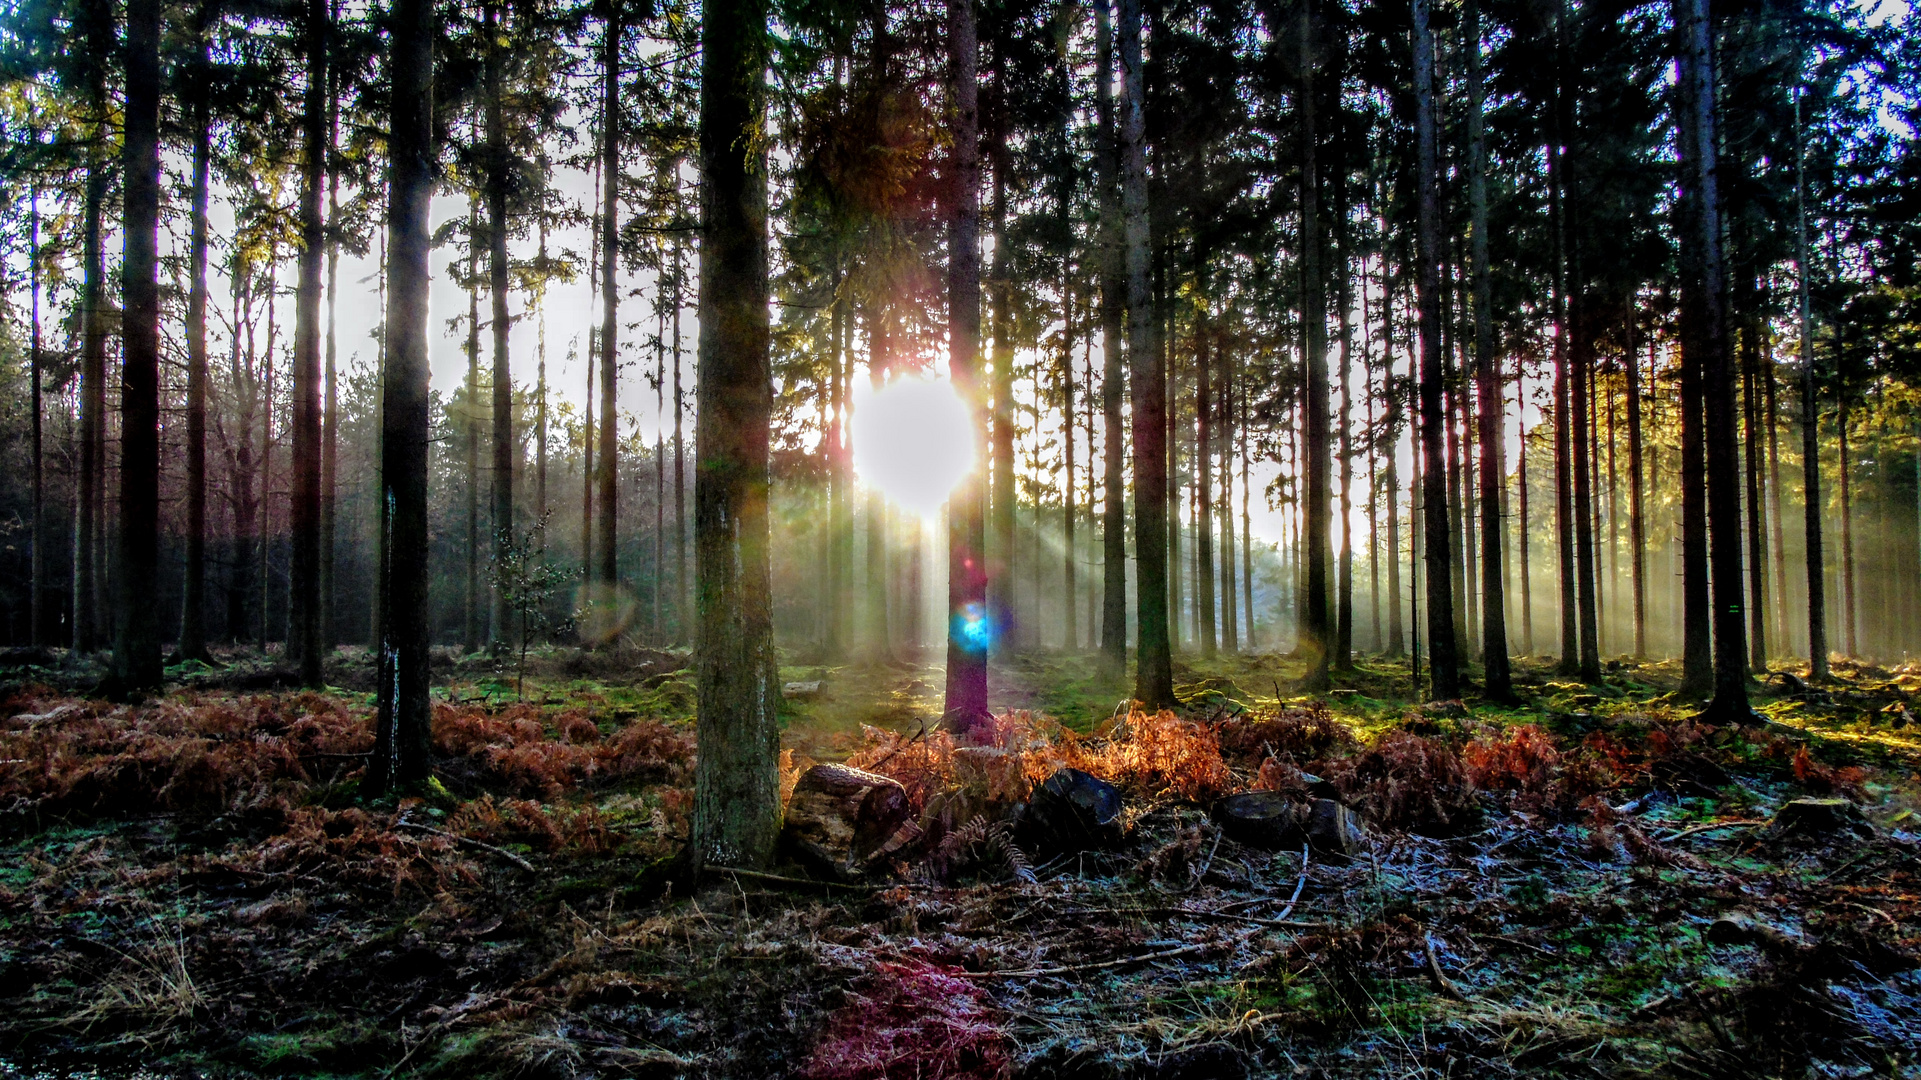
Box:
(799, 960, 1012, 1080)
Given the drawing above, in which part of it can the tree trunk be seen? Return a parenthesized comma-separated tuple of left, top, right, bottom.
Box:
(1467, 0, 1509, 697)
(487, 0, 515, 653)
(111, 0, 163, 692)
(289, 0, 328, 686)
(322, 9, 340, 652)
(1196, 265, 1215, 660)
(1413, 0, 1458, 699)
(674, 238, 689, 643)
(1742, 316, 1767, 671)
(369, 0, 436, 794)
(989, 165, 1016, 654)
(692, 0, 781, 868)
(598, 15, 621, 590)
(1094, 0, 1128, 676)
(943, 0, 990, 726)
(1628, 323, 1647, 658)
(1571, 292, 1601, 682)
(75, 160, 104, 655)
(1298, 0, 1331, 692)
(464, 207, 481, 654)
(29, 172, 43, 646)
(180, 70, 212, 663)
(1839, 396, 1856, 657)
(1334, 186, 1355, 672)
(1384, 257, 1403, 658)
(1548, 126, 1577, 676)
(1063, 282, 1078, 652)
(1678, 0, 1751, 717)
(1120, 0, 1171, 707)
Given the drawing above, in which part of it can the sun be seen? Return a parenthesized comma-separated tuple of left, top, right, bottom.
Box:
(850, 374, 976, 518)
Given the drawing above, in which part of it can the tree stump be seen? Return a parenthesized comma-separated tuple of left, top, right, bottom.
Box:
(1769, 797, 1873, 842)
(1211, 791, 1365, 858)
(1021, 768, 1123, 853)
(781, 763, 921, 878)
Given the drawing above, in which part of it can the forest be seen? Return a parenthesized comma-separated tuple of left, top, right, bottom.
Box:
(0, 0, 1919, 1072)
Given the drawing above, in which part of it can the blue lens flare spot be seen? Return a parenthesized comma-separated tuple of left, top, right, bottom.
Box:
(952, 602, 993, 652)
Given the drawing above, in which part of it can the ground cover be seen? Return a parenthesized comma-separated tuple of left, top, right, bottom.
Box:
(0, 646, 1915, 1078)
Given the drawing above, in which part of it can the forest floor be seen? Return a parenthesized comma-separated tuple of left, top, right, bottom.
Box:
(0, 643, 1917, 1079)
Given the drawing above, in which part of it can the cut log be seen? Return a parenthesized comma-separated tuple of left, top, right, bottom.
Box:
(1211, 791, 1364, 857)
(781, 763, 921, 878)
(1769, 797, 1873, 842)
(1021, 768, 1123, 853)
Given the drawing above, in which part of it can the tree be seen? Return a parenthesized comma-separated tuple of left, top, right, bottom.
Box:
(944, 0, 990, 729)
(110, 0, 163, 693)
(485, 0, 514, 653)
(692, 0, 780, 869)
(289, 0, 329, 687)
(1466, 0, 1510, 699)
(1094, 0, 1127, 678)
(1119, 0, 1170, 708)
(1412, 0, 1457, 700)
(368, 0, 436, 795)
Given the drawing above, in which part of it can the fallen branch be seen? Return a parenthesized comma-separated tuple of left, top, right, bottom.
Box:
(1425, 934, 1467, 1001)
(394, 820, 536, 872)
(1655, 819, 1768, 844)
(959, 941, 1210, 979)
(1274, 844, 1310, 922)
(1062, 905, 1328, 930)
(707, 866, 875, 892)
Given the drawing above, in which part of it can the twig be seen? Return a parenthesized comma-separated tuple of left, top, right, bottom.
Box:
(707, 866, 875, 892)
(1179, 829, 1226, 893)
(1655, 819, 1768, 843)
(1276, 844, 1310, 922)
(393, 820, 536, 872)
(957, 941, 1210, 979)
(1062, 905, 1327, 930)
(1425, 934, 1467, 1001)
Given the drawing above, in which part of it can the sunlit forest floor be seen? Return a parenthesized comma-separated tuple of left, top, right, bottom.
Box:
(0, 642, 1918, 1079)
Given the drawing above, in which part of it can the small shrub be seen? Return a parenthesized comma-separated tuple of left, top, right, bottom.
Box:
(1219, 702, 1356, 763)
(1463, 724, 1561, 810)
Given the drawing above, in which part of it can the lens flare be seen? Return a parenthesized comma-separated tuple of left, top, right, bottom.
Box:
(952, 602, 993, 652)
(851, 374, 975, 516)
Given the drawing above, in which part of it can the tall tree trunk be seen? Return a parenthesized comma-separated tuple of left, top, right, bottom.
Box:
(1063, 283, 1078, 652)
(597, 15, 621, 590)
(289, 0, 328, 686)
(464, 207, 481, 654)
(112, 0, 163, 691)
(1838, 396, 1856, 657)
(865, 330, 891, 661)
(1628, 323, 1647, 658)
(369, 0, 436, 794)
(1334, 192, 1355, 671)
(943, 0, 990, 726)
(692, 0, 780, 868)
(1742, 316, 1768, 670)
(1467, 0, 1509, 696)
(75, 156, 104, 655)
(1221, 343, 1239, 652)
(674, 238, 689, 643)
(1678, 0, 1751, 717)
(1765, 350, 1788, 658)
(1094, 0, 1128, 675)
(180, 71, 212, 662)
(1298, 0, 1331, 690)
(1548, 121, 1577, 675)
(29, 171, 43, 646)
(1413, 0, 1458, 699)
(1571, 291, 1601, 682)
(322, 6, 340, 651)
(487, 0, 515, 652)
(1384, 256, 1403, 657)
(1196, 267, 1215, 659)
(1120, 0, 1170, 706)
(989, 165, 1016, 654)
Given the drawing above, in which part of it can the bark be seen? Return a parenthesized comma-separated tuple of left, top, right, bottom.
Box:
(1571, 295, 1601, 682)
(943, 0, 990, 725)
(989, 165, 1015, 653)
(111, 0, 163, 691)
(1548, 115, 1576, 675)
(322, 9, 340, 651)
(1839, 396, 1856, 657)
(692, 0, 781, 868)
(1063, 283, 1078, 651)
(1196, 265, 1216, 659)
(1221, 342, 1239, 652)
(29, 175, 43, 646)
(289, 0, 328, 686)
(1120, 0, 1171, 706)
(1413, 0, 1458, 699)
(1298, 0, 1331, 691)
(369, 0, 436, 794)
(674, 239, 689, 642)
(75, 146, 104, 653)
(1095, 0, 1128, 675)
(597, 16, 621, 589)
(1678, 0, 1752, 716)
(487, 0, 515, 651)
(1384, 258, 1403, 657)
(1468, 0, 1509, 697)
(1742, 317, 1768, 670)
(464, 208, 481, 654)
(180, 68, 212, 662)
(1334, 189, 1355, 672)
(1628, 326, 1647, 658)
